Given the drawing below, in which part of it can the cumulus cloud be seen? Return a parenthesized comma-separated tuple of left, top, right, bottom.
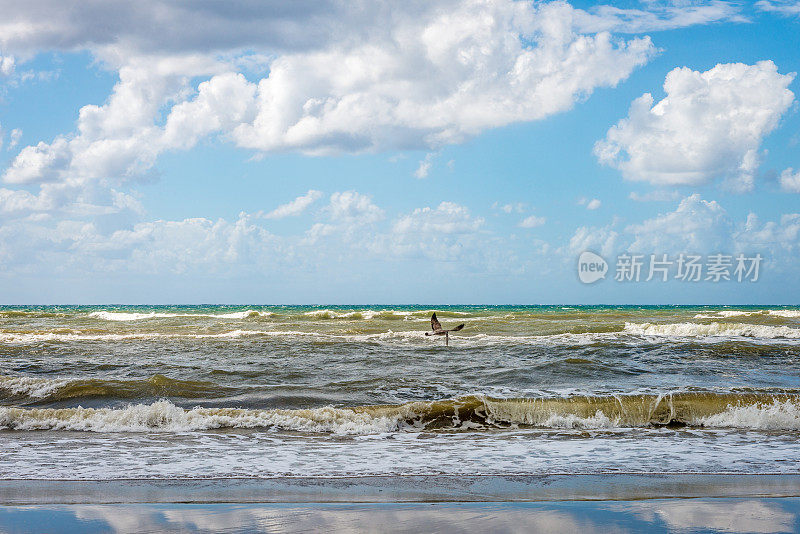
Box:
(568, 224, 621, 259)
(394, 202, 483, 235)
(2, 1, 657, 187)
(3, 55, 228, 186)
(388, 201, 486, 261)
(626, 194, 734, 253)
(518, 215, 546, 228)
(568, 194, 800, 270)
(258, 190, 322, 219)
(327, 191, 384, 224)
(0, 0, 786, 285)
(779, 168, 800, 192)
(595, 61, 795, 191)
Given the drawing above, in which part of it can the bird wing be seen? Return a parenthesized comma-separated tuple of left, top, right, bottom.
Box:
(448, 324, 465, 332)
(431, 312, 442, 332)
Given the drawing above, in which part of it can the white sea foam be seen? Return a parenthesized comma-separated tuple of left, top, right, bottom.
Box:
(301, 309, 471, 320)
(0, 332, 158, 343)
(536, 411, 617, 429)
(693, 311, 758, 319)
(0, 330, 285, 343)
(88, 310, 273, 321)
(694, 310, 800, 319)
(0, 400, 405, 434)
(768, 310, 800, 318)
(625, 322, 800, 339)
(0, 375, 68, 398)
(4, 322, 797, 346)
(697, 399, 800, 430)
(2, 397, 799, 433)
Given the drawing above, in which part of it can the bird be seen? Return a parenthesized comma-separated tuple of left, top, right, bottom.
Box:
(425, 312, 464, 346)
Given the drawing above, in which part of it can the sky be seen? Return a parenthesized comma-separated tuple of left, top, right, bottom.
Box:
(0, 0, 799, 304)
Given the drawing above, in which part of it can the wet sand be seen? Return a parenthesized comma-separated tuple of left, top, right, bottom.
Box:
(1, 498, 799, 533)
(1, 474, 800, 504)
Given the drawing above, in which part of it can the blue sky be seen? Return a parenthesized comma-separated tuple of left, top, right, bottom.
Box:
(0, 0, 799, 304)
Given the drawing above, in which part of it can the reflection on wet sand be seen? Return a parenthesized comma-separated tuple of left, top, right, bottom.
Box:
(1, 499, 798, 534)
(613, 500, 797, 534)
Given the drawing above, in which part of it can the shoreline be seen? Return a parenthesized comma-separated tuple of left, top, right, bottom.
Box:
(2, 474, 800, 504)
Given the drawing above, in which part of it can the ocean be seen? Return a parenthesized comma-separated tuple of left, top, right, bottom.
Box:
(1, 305, 799, 479)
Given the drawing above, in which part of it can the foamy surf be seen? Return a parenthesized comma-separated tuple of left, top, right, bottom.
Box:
(624, 322, 800, 339)
(300, 309, 472, 320)
(0, 375, 69, 399)
(88, 310, 273, 321)
(694, 310, 800, 319)
(2, 394, 799, 433)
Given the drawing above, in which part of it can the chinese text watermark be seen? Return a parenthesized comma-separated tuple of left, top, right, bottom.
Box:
(578, 252, 762, 284)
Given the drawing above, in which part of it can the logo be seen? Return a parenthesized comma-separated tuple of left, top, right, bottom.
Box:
(577, 251, 608, 284)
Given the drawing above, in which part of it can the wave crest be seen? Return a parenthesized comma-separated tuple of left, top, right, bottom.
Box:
(625, 322, 800, 339)
(2, 393, 799, 433)
(88, 310, 273, 321)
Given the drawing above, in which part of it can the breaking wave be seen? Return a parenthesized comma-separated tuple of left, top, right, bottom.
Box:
(0, 330, 310, 343)
(5, 325, 800, 346)
(300, 309, 471, 320)
(624, 322, 800, 339)
(1, 393, 799, 433)
(694, 310, 800, 319)
(88, 310, 273, 321)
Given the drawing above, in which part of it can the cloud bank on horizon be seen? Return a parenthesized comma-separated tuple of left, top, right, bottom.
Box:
(0, 0, 799, 303)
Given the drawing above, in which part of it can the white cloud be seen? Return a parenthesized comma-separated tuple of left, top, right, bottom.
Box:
(568, 224, 620, 259)
(7, 129, 22, 150)
(736, 212, 800, 266)
(414, 153, 435, 179)
(625, 194, 734, 253)
(576, 1, 746, 33)
(394, 202, 483, 235)
(3, 55, 227, 186)
(492, 202, 525, 214)
(756, 0, 800, 17)
(0, 1, 729, 59)
(625, 499, 795, 534)
(304, 191, 383, 245)
(2, 1, 656, 187)
(578, 197, 601, 209)
(779, 168, 800, 192)
(0, 55, 14, 76)
(567, 194, 800, 269)
(388, 201, 486, 261)
(519, 215, 546, 228)
(327, 191, 384, 224)
(595, 61, 795, 191)
(259, 190, 322, 219)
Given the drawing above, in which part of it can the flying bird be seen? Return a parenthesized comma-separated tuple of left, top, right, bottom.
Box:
(425, 312, 464, 346)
